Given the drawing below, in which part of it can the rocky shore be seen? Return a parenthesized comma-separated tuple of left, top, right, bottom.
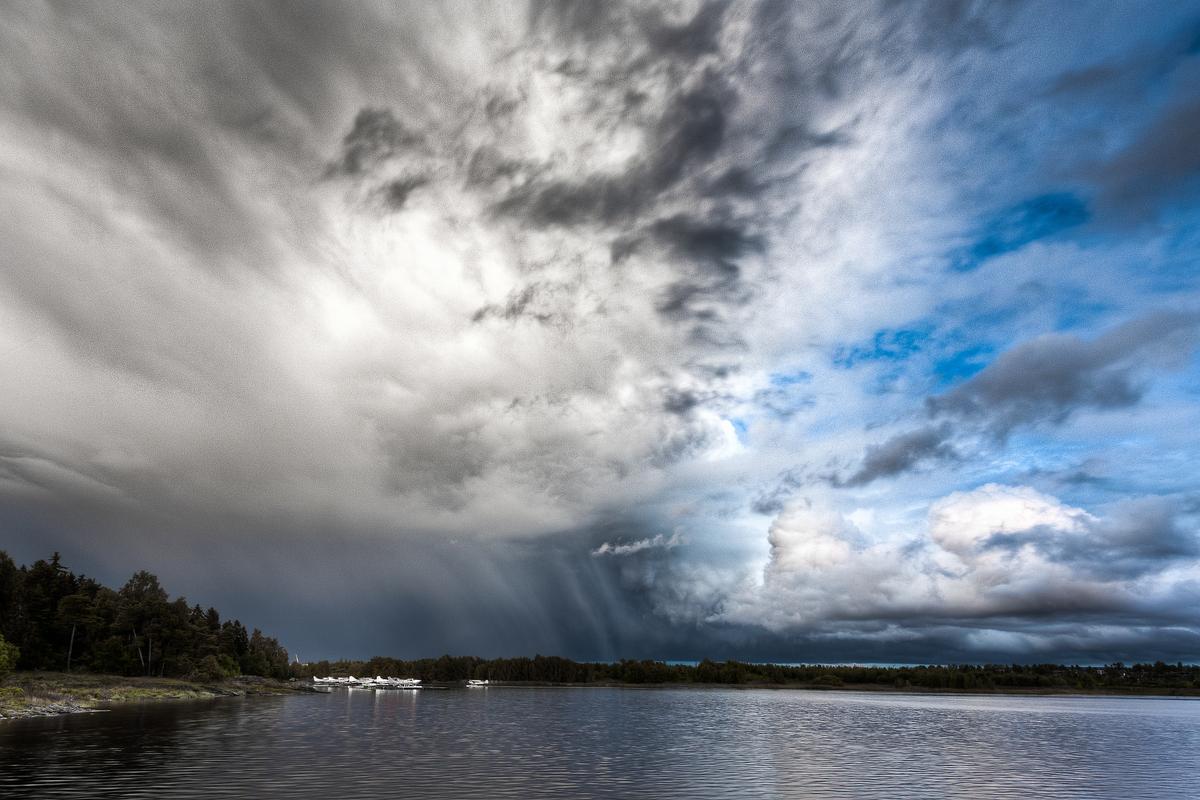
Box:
(0, 672, 319, 720)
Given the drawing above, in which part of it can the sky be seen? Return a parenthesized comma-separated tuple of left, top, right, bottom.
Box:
(1, 1, 1199, 664)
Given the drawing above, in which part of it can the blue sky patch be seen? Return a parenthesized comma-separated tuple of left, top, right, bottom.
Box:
(768, 370, 812, 387)
(951, 192, 1090, 272)
(933, 345, 993, 386)
(833, 327, 931, 369)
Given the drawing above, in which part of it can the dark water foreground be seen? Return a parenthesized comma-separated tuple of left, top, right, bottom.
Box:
(1, 687, 1197, 799)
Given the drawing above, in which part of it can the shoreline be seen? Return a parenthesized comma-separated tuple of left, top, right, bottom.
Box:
(0, 672, 319, 721)
(5, 672, 1197, 720)
(312, 677, 1200, 698)
(438, 680, 1200, 698)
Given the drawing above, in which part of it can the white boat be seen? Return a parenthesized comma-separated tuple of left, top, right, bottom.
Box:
(467, 679, 490, 687)
(311, 675, 420, 688)
(392, 678, 421, 687)
(360, 676, 423, 689)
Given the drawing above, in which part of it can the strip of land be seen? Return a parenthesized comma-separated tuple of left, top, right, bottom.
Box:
(5, 669, 1197, 721)
(0, 672, 317, 720)
(298, 655, 1200, 695)
(482, 680, 1200, 696)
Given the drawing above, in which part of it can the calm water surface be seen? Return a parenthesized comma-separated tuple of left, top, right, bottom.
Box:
(2, 688, 1198, 799)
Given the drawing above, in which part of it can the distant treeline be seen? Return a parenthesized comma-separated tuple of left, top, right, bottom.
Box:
(0, 552, 288, 680)
(296, 655, 1200, 692)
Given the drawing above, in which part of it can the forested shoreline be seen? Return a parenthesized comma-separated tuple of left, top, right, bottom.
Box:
(0, 552, 288, 681)
(299, 654, 1200, 693)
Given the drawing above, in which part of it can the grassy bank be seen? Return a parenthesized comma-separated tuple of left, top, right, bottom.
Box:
(0, 671, 316, 720)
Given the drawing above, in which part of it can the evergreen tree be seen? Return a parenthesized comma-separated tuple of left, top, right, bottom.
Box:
(0, 550, 291, 680)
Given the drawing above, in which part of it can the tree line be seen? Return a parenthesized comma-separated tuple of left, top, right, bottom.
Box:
(0, 551, 289, 681)
(295, 655, 1200, 691)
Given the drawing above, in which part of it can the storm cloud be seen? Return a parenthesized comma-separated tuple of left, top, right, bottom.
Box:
(928, 310, 1200, 437)
(2, 1, 1199, 664)
(711, 486, 1200, 647)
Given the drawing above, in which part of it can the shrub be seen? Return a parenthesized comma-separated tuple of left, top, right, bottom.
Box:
(192, 654, 241, 682)
(0, 633, 19, 678)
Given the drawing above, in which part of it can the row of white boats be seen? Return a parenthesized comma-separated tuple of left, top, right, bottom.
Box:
(311, 676, 492, 689)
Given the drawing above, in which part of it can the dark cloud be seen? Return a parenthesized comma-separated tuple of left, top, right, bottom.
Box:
(840, 311, 1200, 485)
(464, 146, 534, 187)
(481, 1, 854, 342)
(1043, 44, 1185, 109)
(471, 283, 561, 325)
(378, 175, 429, 211)
(1090, 497, 1200, 577)
(642, 0, 730, 58)
(327, 107, 424, 177)
(1089, 94, 1200, 222)
(492, 70, 736, 228)
(641, 72, 733, 189)
(648, 431, 709, 469)
(751, 467, 811, 515)
(1019, 458, 1113, 490)
(837, 424, 957, 487)
(662, 389, 703, 416)
(1039, 20, 1200, 224)
(928, 310, 1200, 437)
(984, 497, 1200, 581)
(494, 177, 628, 228)
(0, 500, 698, 661)
(614, 214, 765, 321)
(1046, 21, 1200, 99)
(483, 91, 523, 122)
(9, 482, 1198, 665)
(641, 215, 765, 276)
(657, 383, 738, 417)
(727, 485, 1200, 655)
(529, 0, 729, 63)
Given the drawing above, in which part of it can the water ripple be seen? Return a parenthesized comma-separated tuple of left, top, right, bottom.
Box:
(1, 689, 1198, 799)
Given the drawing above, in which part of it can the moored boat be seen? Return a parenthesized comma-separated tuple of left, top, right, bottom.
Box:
(310, 675, 421, 688)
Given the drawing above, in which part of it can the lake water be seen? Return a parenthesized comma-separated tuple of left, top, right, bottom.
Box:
(2, 687, 1198, 799)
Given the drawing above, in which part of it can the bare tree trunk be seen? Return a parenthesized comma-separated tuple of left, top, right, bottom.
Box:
(66, 623, 76, 673)
(147, 635, 153, 677)
(133, 627, 145, 669)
